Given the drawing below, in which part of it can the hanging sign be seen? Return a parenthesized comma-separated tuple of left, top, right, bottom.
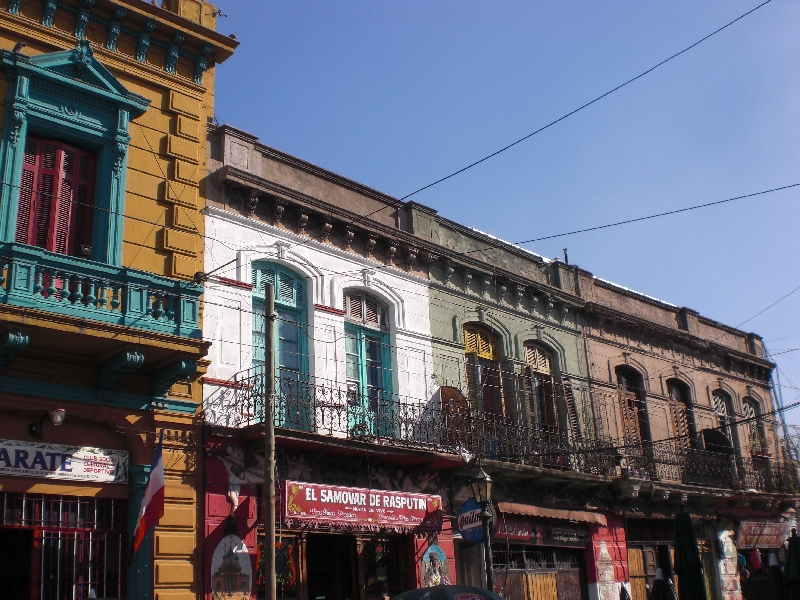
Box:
(737, 521, 790, 549)
(0, 438, 128, 483)
(458, 498, 494, 544)
(283, 481, 442, 532)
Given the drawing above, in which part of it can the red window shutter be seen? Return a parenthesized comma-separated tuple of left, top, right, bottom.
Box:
(15, 136, 40, 244)
(35, 141, 60, 250)
(14, 136, 96, 255)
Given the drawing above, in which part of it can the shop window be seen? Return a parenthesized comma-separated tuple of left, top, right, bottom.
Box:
(365, 539, 406, 595)
(253, 263, 308, 428)
(0, 492, 124, 600)
(15, 136, 96, 258)
(345, 290, 392, 437)
(257, 534, 299, 597)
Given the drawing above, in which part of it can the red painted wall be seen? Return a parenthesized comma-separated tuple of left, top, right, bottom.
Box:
(205, 440, 260, 600)
(585, 514, 628, 584)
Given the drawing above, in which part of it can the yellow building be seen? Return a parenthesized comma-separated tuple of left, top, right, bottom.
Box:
(0, 1, 235, 598)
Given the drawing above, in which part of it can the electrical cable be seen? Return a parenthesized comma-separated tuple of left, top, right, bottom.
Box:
(391, 0, 775, 201)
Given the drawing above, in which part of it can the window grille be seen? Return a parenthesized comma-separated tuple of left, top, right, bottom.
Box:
(0, 492, 125, 600)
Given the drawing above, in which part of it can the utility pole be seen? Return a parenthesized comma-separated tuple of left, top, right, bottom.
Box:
(263, 282, 277, 600)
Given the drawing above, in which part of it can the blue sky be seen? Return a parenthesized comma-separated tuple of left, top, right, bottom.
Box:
(212, 1, 800, 425)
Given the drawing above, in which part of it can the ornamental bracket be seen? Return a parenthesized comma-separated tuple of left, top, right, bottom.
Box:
(98, 347, 145, 390)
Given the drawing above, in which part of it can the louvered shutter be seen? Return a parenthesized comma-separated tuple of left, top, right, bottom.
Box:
(525, 344, 552, 375)
(69, 149, 95, 256)
(346, 293, 363, 322)
(35, 141, 59, 249)
(500, 358, 519, 421)
(464, 327, 479, 354)
(365, 296, 379, 328)
(618, 390, 641, 442)
(257, 267, 275, 297)
(561, 377, 582, 441)
(16, 137, 39, 244)
(671, 403, 690, 451)
(14, 137, 95, 255)
(278, 271, 294, 304)
(464, 352, 481, 411)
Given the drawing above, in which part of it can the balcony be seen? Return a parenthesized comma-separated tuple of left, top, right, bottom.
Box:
(204, 368, 800, 495)
(0, 243, 201, 339)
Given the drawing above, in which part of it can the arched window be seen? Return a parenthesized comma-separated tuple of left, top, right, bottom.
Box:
(521, 342, 558, 430)
(253, 263, 308, 428)
(344, 291, 392, 436)
(615, 366, 651, 443)
(667, 379, 699, 450)
(712, 390, 733, 438)
(742, 397, 767, 454)
(463, 325, 505, 417)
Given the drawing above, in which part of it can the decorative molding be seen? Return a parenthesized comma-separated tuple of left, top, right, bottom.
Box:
(0, 328, 28, 371)
(7, 0, 21, 15)
(405, 245, 418, 270)
(297, 213, 309, 235)
(42, 0, 57, 27)
(166, 32, 185, 74)
(365, 235, 377, 258)
(106, 8, 126, 51)
(194, 43, 212, 85)
(344, 228, 355, 251)
(246, 188, 259, 216)
(136, 19, 156, 63)
(386, 241, 397, 265)
(273, 199, 287, 225)
(443, 259, 455, 286)
(98, 347, 145, 390)
(152, 358, 197, 398)
(321, 220, 333, 243)
(74, 0, 96, 40)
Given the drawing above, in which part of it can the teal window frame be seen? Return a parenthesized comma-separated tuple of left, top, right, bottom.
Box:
(344, 313, 393, 437)
(0, 41, 149, 266)
(252, 262, 308, 428)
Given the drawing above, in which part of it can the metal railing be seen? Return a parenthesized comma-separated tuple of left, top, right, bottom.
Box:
(203, 369, 800, 493)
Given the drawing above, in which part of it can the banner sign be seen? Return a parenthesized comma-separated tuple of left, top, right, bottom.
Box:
(458, 498, 494, 544)
(494, 515, 589, 548)
(737, 521, 790, 549)
(283, 481, 442, 532)
(0, 438, 128, 484)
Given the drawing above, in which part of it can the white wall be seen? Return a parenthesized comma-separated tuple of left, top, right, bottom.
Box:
(202, 206, 435, 412)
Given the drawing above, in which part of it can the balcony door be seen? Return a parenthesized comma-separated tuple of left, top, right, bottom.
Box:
(252, 263, 308, 429)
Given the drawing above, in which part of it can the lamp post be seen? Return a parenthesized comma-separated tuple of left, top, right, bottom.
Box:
(470, 467, 494, 592)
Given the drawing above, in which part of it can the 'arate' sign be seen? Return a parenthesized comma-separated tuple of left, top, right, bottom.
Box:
(0, 438, 128, 483)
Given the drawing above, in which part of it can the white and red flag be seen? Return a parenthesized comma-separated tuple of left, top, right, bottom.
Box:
(131, 429, 165, 556)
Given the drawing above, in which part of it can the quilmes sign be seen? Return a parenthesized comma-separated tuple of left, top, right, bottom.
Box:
(458, 498, 494, 544)
(0, 438, 128, 484)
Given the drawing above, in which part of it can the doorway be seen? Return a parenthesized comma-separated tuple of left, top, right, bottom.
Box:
(0, 528, 32, 600)
(307, 534, 355, 600)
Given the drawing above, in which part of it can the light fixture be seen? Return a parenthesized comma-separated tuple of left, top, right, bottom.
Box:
(49, 407, 66, 426)
(29, 407, 66, 438)
(470, 466, 495, 591)
(470, 466, 493, 505)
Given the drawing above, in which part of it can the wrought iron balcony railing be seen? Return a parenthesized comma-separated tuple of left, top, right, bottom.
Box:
(0, 243, 201, 338)
(203, 369, 800, 494)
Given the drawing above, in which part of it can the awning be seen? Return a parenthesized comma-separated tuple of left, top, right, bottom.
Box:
(498, 502, 607, 526)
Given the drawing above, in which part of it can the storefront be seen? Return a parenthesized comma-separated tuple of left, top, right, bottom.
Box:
(204, 438, 454, 600)
(626, 517, 717, 600)
(455, 501, 599, 599)
(735, 520, 790, 600)
(0, 414, 131, 600)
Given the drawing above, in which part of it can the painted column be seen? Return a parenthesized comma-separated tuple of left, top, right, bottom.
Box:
(717, 522, 743, 600)
(586, 514, 630, 600)
(127, 464, 152, 600)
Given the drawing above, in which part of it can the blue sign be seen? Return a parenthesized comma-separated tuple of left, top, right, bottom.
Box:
(457, 498, 494, 544)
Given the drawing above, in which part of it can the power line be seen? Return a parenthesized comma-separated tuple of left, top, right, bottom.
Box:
(458, 182, 800, 256)
(398, 0, 774, 201)
(737, 282, 800, 328)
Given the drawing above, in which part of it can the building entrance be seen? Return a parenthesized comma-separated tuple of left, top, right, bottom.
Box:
(307, 534, 356, 600)
(0, 528, 32, 599)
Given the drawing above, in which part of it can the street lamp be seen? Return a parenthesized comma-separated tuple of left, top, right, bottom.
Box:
(470, 466, 494, 591)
